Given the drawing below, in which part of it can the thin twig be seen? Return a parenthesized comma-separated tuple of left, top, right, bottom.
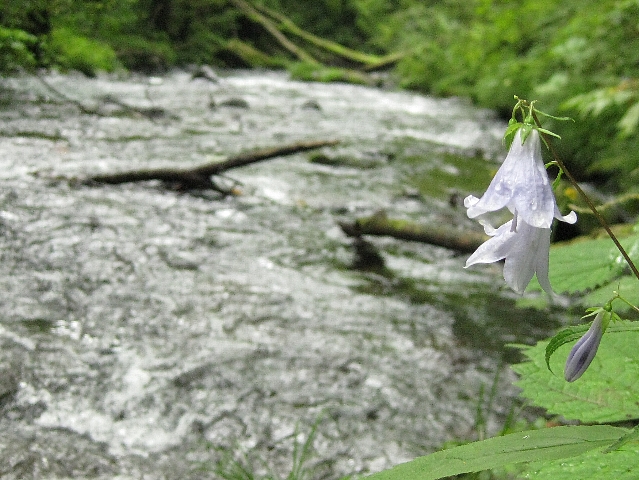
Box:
(35, 75, 99, 115)
(532, 111, 639, 282)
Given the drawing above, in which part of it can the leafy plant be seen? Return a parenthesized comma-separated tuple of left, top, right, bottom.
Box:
(513, 322, 639, 423)
(47, 27, 119, 75)
(0, 27, 37, 72)
(366, 425, 630, 480)
(365, 99, 639, 480)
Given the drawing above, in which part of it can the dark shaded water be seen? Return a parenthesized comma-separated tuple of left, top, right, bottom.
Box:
(0, 70, 560, 479)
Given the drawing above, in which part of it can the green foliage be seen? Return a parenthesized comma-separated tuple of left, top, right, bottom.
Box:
(521, 443, 639, 480)
(366, 318, 639, 480)
(545, 231, 639, 310)
(359, 0, 639, 191)
(289, 61, 374, 84)
(365, 425, 628, 480)
(548, 236, 633, 294)
(47, 27, 120, 75)
(512, 322, 639, 423)
(0, 27, 37, 72)
(564, 80, 639, 138)
(114, 36, 176, 72)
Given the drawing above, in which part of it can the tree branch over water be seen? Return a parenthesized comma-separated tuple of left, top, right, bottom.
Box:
(81, 139, 340, 192)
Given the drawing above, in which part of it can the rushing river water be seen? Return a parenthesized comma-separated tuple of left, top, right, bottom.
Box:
(0, 70, 562, 479)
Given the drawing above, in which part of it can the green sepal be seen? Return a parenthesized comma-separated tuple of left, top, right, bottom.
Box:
(519, 123, 534, 144)
(503, 121, 523, 148)
(534, 110, 575, 122)
(537, 127, 562, 139)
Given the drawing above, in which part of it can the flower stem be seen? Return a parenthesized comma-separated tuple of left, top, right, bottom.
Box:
(531, 111, 639, 283)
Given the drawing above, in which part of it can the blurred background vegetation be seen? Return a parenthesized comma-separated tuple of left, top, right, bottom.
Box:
(2, 0, 639, 196)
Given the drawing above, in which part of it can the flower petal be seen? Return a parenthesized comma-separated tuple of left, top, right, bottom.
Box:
(465, 218, 553, 295)
(464, 220, 517, 267)
(554, 206, 577, 224)
(502, 222, 551, 294)
(466, 129, 573, 229)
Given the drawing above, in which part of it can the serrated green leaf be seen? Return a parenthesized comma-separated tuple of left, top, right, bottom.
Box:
(512, 322, 639, 422)
(522, 443, 639, 480)
(547, 234, 639, 294)
(365, 426, 627, 480)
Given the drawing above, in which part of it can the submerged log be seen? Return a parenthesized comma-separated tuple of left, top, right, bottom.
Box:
(339, 213, 488, 253)
(83, 139, 340, 191)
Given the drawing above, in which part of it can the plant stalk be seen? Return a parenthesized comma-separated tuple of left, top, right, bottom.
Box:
(532, 111, 639, 283)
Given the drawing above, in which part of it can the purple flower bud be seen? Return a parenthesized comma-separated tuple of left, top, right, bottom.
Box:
(564, 312, 605, 382)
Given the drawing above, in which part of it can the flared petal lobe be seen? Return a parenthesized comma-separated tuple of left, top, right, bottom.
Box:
(465, 219, 552, 295)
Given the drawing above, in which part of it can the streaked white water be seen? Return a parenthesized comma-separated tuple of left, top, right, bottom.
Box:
(0, 70, 559, 479)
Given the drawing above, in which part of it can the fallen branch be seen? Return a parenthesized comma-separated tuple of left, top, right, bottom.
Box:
(230, 0, 319, 64)
(83, 139, 340, 191)
(249, 1, 404, 71)
(339, 213, 487, 253)
(253, 3, 383, 67)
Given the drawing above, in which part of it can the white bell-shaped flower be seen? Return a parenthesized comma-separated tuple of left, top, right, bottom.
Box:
(465, 129, 576, 229)
(465, 216, 553, 295)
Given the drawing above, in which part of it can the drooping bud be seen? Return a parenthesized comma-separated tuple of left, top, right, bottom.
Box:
(564, 312, 606, 382)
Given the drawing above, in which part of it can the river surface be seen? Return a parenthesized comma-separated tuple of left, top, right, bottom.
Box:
(0, 70, 561, 479)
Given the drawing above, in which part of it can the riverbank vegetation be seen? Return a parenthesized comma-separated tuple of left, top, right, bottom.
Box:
(1, 0, 638, 194)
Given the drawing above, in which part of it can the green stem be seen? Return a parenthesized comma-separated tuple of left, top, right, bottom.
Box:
(531, 111, 639, 283)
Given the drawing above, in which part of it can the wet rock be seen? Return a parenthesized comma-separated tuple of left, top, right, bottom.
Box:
(217, 97, 250, 108)
(301, 99, 322, 111)
(191, 65, 220, 83)
(0, 367, 19, 410)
